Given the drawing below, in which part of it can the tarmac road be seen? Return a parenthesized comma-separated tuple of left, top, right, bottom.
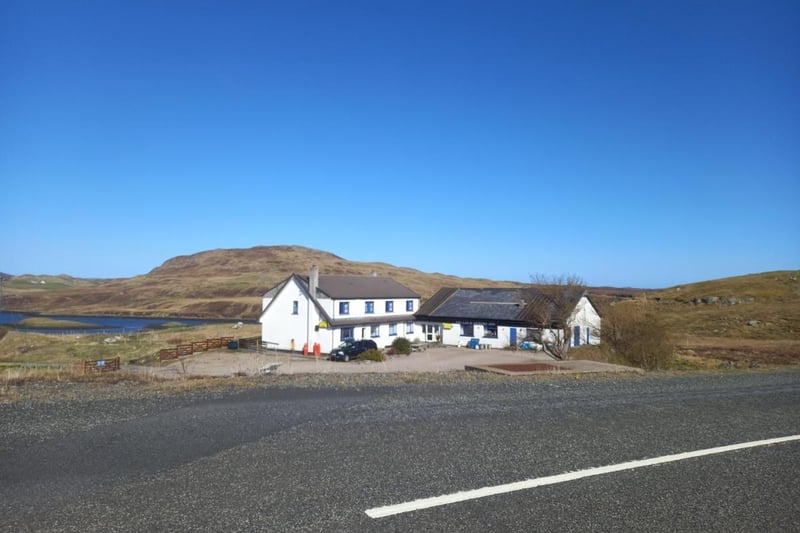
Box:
(1, 371, 798, 532)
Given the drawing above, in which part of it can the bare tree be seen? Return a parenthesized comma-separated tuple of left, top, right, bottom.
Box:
(524, 274, 586, 360)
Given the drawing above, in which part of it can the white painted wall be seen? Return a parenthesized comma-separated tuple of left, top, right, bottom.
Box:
(422, 314, 604, 351)
(422, 321, 531, 349)
(259, 277, 327, 353)
(569, 295, 602, 346)
(329, 297, 419, 320)
(260, 280, 421, 354)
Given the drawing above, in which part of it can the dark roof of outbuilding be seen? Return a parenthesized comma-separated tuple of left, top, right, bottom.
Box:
(415, 287, 593, 326)
(415, 287, 458, 316)
(416, 287, 531, 323)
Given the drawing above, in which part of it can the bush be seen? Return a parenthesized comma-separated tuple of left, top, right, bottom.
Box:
(358, 348, 385, 362)
(390, 337, 413, 355)
(601, 300, 674, 370)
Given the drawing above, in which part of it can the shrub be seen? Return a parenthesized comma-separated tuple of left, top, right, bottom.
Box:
(358, 348, 385, 362)
(602, 300, 674, 370)
(391, 337, 413, 355)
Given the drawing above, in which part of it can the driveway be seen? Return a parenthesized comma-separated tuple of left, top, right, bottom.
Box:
(142, 346, 637, 377)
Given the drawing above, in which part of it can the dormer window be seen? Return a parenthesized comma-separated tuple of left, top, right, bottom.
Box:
(339, 302, 350, 315)
(365, 301, 375, 314)
(406, 300, 414, 312)
(386, 301, 394, 313)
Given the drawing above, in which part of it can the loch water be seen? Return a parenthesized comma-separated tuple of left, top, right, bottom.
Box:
(0, 311, 242, 335)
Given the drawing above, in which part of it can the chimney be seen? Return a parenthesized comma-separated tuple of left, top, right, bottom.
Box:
(309, 265, 319, 300)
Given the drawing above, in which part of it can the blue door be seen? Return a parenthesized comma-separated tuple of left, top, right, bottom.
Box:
(510, 328, 517, 346)
(573, 326, 581, 346)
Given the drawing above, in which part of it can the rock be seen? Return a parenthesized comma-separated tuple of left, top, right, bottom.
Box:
(747, 320, 760, 327)
(702, 296, 719, 304)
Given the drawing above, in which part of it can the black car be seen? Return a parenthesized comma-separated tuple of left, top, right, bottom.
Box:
(329, 339, 378, 362)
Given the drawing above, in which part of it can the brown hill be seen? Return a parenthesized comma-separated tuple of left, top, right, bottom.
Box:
(2, 245, 528, 318)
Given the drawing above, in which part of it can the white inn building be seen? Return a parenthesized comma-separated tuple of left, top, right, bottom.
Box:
(259, 267, 421, 354)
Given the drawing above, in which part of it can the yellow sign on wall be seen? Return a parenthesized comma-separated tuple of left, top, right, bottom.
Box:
(319, 321, 328, 329)
(443, 323, 453, 330)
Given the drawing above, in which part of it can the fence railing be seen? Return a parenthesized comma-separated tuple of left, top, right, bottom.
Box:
(82, 356, 121, 373)
(158, 336, 235, 361)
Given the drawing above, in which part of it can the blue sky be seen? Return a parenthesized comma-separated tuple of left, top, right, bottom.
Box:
(1, 0, 798, 288)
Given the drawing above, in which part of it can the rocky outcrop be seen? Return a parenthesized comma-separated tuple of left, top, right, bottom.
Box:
(691, 296, 755, 305)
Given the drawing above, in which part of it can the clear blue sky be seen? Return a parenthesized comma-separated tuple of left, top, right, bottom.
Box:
(1, 0, 798, 288)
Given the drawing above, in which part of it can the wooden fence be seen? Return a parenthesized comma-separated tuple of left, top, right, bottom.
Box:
(158, 336, 235, 361)
(83, 356, 121, 373)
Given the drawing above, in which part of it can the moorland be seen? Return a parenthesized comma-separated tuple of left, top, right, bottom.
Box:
(1, 245, 798, 371)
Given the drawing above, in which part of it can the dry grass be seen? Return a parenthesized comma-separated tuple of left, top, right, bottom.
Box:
(598, 271, 800, 368)
(0, 366, 269, 403)
(16, 317, 99, 329)
(675, 335, 800, 366)
(567, 344, 609, 362)
(0, 323, 262, 366)
(0, 366, 153, 387)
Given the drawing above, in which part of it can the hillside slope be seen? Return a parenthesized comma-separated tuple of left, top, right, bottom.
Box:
(634, 271, 800, 364)
(2, 245, 526, 318)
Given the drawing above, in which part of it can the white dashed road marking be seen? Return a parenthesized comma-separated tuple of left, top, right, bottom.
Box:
(365, 435, 800, 519)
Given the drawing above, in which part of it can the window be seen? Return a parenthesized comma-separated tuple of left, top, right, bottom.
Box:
(406, 300, 414, 312)
(483, 323, 498, 339)
(292, 301, 298, 315)
(406, 322, 414, 334)
(385, 300, 394, 313)
(460, 323, 474, 337)
(365, 301, 374, 314)
(339, 302, 350, 315)
(341, 327, 353, 341)
(389, 323, 397, 336)
(370, 325, 380, 338)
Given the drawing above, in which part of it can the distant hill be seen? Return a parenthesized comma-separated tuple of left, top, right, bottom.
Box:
(3, 248, 797, 364)
(648, 270, 800, 341)
(1, 245, 534, 318)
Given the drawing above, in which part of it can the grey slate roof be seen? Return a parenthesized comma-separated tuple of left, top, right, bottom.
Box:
(259, 272, 419, 326)
(297, 274, 419, 299)
(416, 288, 532, 323)
(415, 287, 592, 326)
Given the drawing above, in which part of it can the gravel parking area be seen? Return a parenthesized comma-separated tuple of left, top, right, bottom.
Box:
(143, 346, 638, 378)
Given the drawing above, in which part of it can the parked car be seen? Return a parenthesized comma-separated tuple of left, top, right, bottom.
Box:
(329, 339, 378, 362)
